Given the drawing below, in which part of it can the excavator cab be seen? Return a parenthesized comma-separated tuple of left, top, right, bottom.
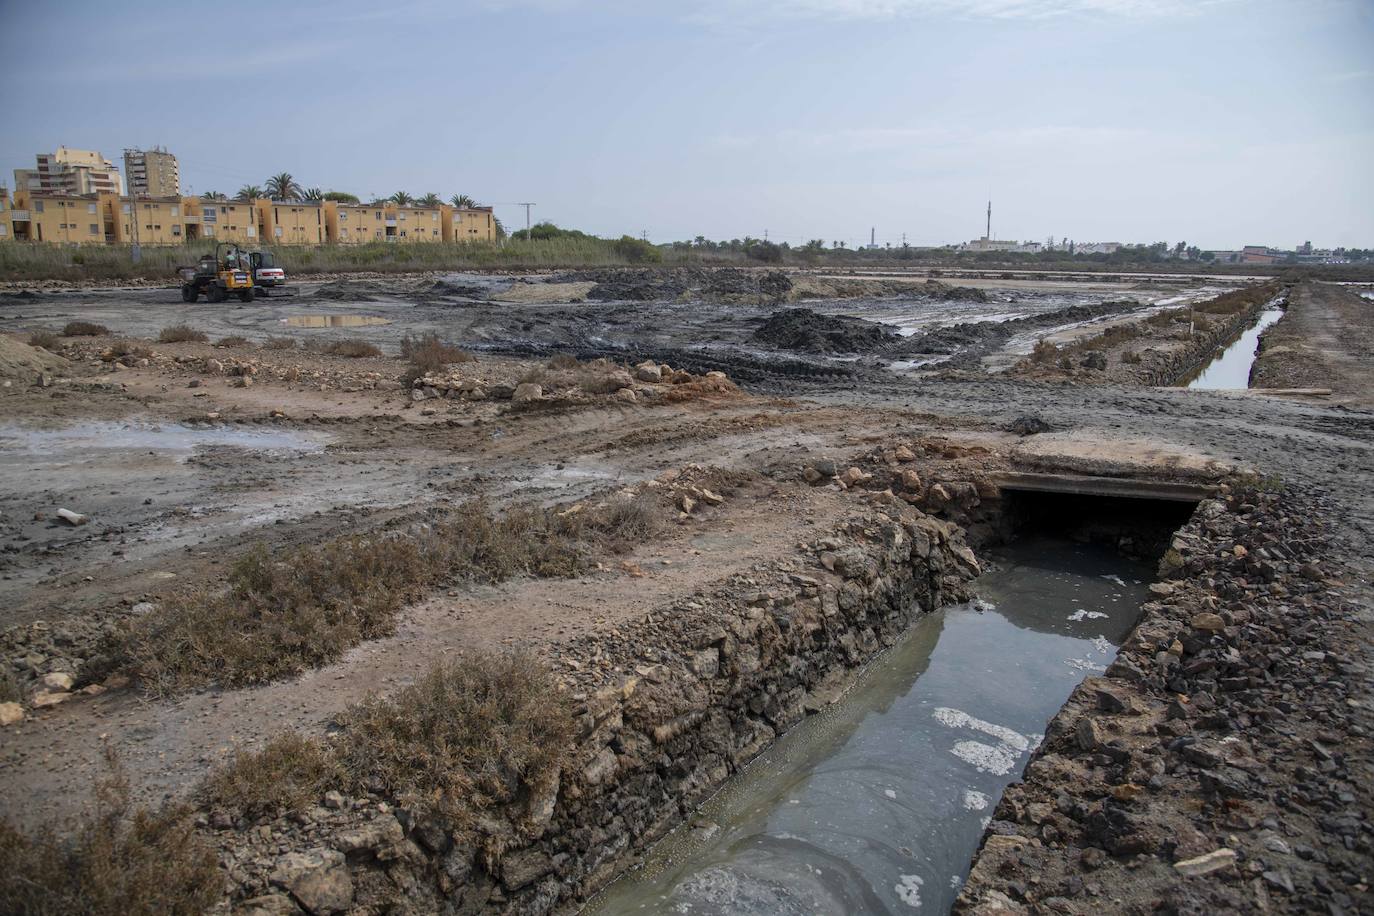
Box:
(178, 243, 255, 303)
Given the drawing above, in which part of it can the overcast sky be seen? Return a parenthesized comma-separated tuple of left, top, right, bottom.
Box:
(1, 0, 1371, 249)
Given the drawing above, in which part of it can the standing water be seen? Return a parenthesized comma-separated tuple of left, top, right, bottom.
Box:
(587, 537, 1152, 915)
(1187, 303, 1285, 390)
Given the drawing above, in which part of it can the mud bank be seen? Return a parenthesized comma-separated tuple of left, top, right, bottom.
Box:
(210, 501, 981, 913)
(956, 484, 1373, 915)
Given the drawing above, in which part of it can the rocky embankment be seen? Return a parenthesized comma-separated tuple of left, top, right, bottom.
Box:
(208, 496, 981, 914)
(1012, 284, 1284, 386)
(956, 484, 1373, 915)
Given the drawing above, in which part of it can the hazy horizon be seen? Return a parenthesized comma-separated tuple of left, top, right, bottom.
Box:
(1, 0, 1371, 250)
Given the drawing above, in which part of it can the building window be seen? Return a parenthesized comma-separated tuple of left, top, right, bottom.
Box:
(171, 205, 179, 217)
(247, 227, 256, 237)
(34, 201, 44, 213)
(204, 226, 215, 237)
(340, 212, 348, 222)
(89, 224, 99, 234)
(274, 226, 283, 237)
(0, 225, 7, 236)
(172, 225, 181, 236)
(122, 203, 131, 214)
(87, 203, 97, 214)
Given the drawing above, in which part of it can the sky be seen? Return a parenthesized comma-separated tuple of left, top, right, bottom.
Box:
(1, 0, 1371, 249)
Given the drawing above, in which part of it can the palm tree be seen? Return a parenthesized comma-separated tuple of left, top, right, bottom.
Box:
(235, 184, 264, 201)
(494, 217, 507, 240)
(417, 192, 442, 207)
(450, 194, 476, 209)
(301, 187, 324, 202)
(389, 191, 414, 206)
(201, 191, 226, 201)
(264, 172, 302, 201)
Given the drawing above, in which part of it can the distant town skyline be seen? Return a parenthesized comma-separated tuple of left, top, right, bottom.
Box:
(2, 0, 1371, 249)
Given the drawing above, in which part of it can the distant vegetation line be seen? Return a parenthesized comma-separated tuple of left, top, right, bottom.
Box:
(2, 222, 1370, 283)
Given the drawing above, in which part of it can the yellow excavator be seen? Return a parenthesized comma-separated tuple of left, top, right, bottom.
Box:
(178, 243, 255, 303)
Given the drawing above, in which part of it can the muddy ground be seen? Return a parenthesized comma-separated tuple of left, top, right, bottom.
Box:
(0, 270, 1370, 914)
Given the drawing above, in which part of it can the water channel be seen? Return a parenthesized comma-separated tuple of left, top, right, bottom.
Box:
(1187, 302, 1285, 390)
(589, 536, 1154, 915)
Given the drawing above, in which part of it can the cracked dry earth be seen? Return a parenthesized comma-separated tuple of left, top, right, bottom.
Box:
(0, 273, 1370, 915)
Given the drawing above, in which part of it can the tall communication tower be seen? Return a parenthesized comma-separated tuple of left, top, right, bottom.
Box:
(986, 199, 992, 240)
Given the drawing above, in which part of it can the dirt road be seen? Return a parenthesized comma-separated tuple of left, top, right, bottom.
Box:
(1252, 281, 1374, 404)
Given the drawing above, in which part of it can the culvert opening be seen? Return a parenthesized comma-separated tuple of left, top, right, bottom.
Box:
(998, 486, 1201, 560)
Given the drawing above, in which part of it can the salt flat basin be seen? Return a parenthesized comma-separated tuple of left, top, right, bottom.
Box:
(588, 537, 1151, 915)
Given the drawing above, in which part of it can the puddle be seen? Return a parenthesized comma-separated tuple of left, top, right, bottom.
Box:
(0, 421, 327, 455)
(587, 537, 1151, 915)
(1187, 301, 1285, 390)
(282, 315, 391, 328)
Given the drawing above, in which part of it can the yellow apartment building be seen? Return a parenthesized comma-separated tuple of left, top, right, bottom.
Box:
(0, 189, 12, 242)
(194, 199, 259, 244)
(257, 200, 326, 245)
(8, 191, 106, 244)
(1, 191, 499, 247)
(327, 202, 386, 244)
(451, 207, 496, 243)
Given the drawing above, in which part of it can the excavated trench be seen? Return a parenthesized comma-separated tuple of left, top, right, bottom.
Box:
(585, 483, 1202, 915)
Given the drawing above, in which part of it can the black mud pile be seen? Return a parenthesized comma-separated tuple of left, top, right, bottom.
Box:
(753, 308, 895, 354)
(558, 268, 792, 303)
(897, 300, 1138, 365)
(311, 281, 379, 302)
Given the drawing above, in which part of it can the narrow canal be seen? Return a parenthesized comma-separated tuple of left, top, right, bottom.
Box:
(588, 536, 1155, 915)
(1187, 301, 1285, 390)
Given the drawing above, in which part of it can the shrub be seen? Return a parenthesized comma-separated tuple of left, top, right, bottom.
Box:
(0, 753, 220, 916)
(336, 653, 573, 825)
(215, 335, 248, 348)
(1030, 339, 1058, 364)
(114, 497, 656, 693)
(107, 340, 153, 360)
(399, 332, 475, 378)
(324, 339, 382, 358)
(612, 235, 662, 264)
(1122, 350, 1142, 364)
(546, 353, 579, 370)
(157, 324, 208, 344)
(262, 336, 296, 350)
(203, 732, 343, 822)
(27, 330, 60, 350)
(62, 321, 109, 337)
(0, 669, 20, 704)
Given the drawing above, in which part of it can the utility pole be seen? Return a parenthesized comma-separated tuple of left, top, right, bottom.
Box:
(517, 202, 535, 239)
(128, 171, 141, 263)
(763, 229, 768, 241)
(870, 227, 875, 248)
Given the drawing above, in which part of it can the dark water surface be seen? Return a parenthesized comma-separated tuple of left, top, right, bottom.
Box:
(587, 537, 1152, 915)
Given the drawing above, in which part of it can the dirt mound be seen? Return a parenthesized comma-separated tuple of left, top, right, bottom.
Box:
(920, 280, 991, 303)
(753, 308, 895, 354)
(565, 268, 793, 304)
(311, 281, 379, 302)
(0, 335, 70, 381)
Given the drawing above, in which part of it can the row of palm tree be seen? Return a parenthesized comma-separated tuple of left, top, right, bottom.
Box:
(214, 173, 485, 211)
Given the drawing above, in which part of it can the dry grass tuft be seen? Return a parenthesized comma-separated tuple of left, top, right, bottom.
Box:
(400, 332, 476, 383)
(262, 336, 296, 350)
(203, 732, 343, 822)
(337, 653, 573, 825)
(62, 320, 109, 337)
(0, 669, 21, 704)
(107, 340, 153, 360)
(0, 752, 221, 916)
(521, 356, 632, 395)
(199, 652, 573, 828)
(27, 330, 60, 351)
(215, 335, 248, 348)
(157, 324, 208, 344)
(305, 338, 382, 358)
(116, 497, 659, 693)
